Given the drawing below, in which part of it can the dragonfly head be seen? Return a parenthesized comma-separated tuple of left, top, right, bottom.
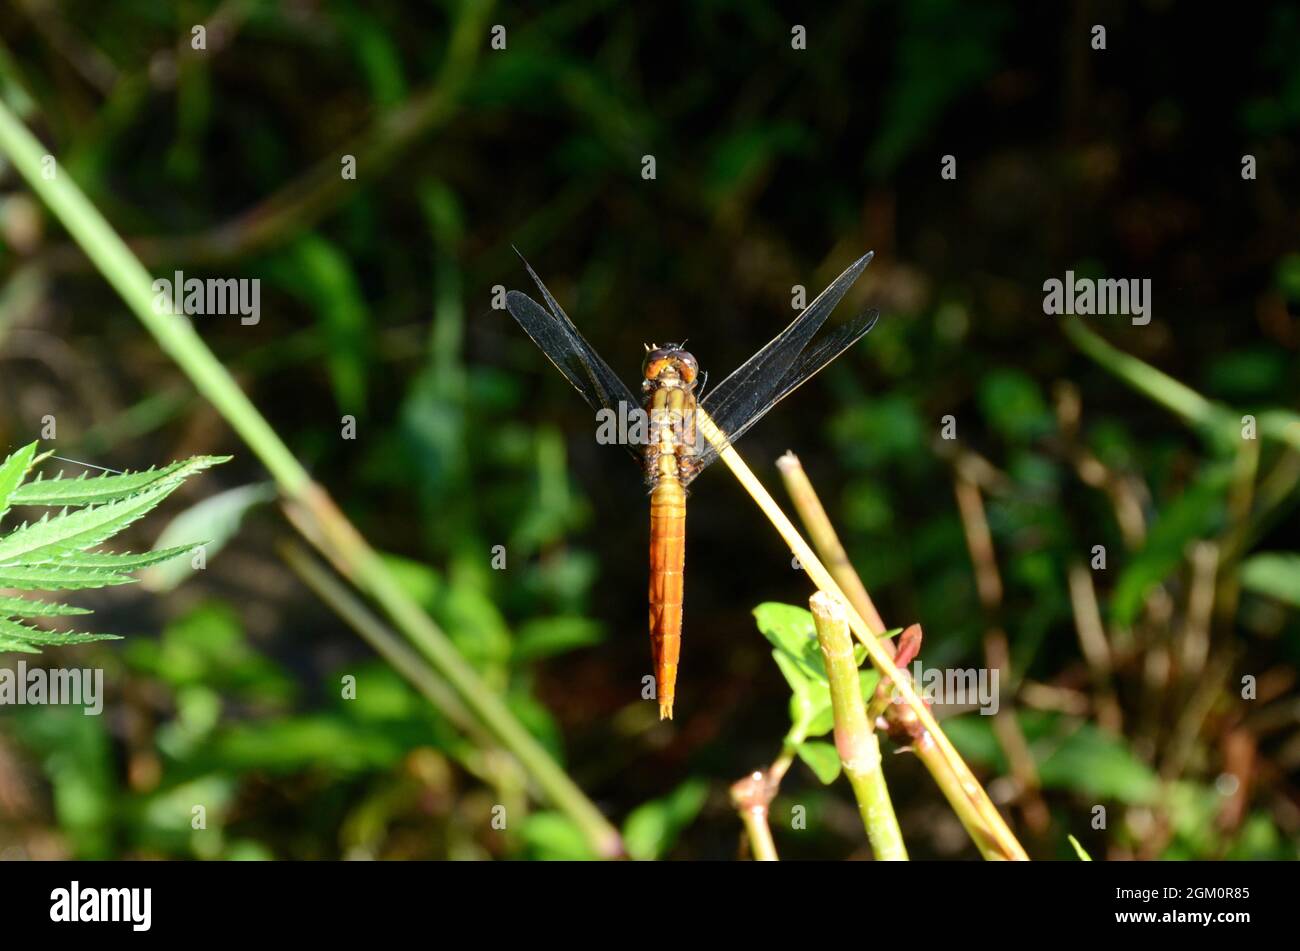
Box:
(642, 344, 699, 385)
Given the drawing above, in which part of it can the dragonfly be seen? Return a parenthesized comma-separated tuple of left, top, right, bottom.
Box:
(506, 250, 878, 719)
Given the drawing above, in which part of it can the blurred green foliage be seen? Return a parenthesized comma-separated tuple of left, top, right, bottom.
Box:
(1, 1, 1298, 860)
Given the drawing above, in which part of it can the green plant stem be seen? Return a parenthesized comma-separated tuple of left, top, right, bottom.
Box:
(770, 697, 816, 788)
(0, 94, 623, 860)
(776, 451, 1022, 859)
(911, 727, 1007, 857)
(695, 408, 1027, 860)
(1063, 321, 1232, 434)
(778, 452, 890, 643)
(1066, 321, 1300, 452)
(810, 592, 907, 860)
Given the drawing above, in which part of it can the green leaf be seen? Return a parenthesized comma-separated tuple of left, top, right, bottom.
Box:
(438, 582, 513, 672)
(68, 544, 201, 571)
(774, 650, 816, 733)
(520, 812, 598, 861)
(978, 369, 1054, 443)
(703, 122, 812, 208)
(0, 634, 41, 653)
(753, 602, 827, 683)
(274, 235, 372, 413)
(9, 456, 229, 507)
(203, 716, 404, 773)
(946, 711, 1159, 804)
(797, 740, 842, 785)
(803, 690, 836, 738)
(1111, 463, 1232, 625)
(1039, 720, 1157, 801)
(0, 441, 38, 521)
(773, 648, 834, 738)
(142, 484, 274, 591)
(0, 447, 228, 655)
(772, 648, 811, 695)
(124, 602, 294, 702)
(0, 478, 185, 564)
(0, 563, 140, 591)
(0, 594, 91, 617)
(1239, 553, 1300, 608)
(0, 617, 120, 646)
(622, 779, 708, 861)
(512, 616, 603, 662)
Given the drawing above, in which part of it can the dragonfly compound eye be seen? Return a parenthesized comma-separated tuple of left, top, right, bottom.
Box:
(675, 351, 699, 383)
(644, 347, 698, 383)
(643, 348, 676, 380)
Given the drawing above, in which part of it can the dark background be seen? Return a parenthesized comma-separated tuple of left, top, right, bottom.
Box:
(1, 0, 1297, 860)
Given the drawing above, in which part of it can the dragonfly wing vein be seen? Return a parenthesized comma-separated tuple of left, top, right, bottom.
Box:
(689, 251, 877, 479)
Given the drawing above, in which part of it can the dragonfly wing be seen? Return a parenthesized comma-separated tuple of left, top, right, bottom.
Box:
(505, 258, 642, 460)
(689, 252, 876, 480)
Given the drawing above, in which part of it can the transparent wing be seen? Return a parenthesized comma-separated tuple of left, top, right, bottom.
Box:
(689, 252, 877, 480)
(505, 256, 642, 460)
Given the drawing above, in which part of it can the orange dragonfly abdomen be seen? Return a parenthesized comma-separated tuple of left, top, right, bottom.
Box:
(645, 362, 699, 720)
(649, 474, 686, 720)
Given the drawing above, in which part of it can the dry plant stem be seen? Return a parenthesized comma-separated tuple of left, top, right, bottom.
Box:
(730, 772, 779, 861)
(952, 470, 1050, 832)
(1065, 559, 1124, 731)
(810, 593, 907, 860)
(778, 454, 889, 642)
(781, 451, 1028, 858)
(695, 410, 1027, 860)
(739, 809, 779, 861)
(1215, 437, 1260, 629)
(0, 96, 623, 860)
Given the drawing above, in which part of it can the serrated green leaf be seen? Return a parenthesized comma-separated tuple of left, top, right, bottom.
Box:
(0, 449, 227, 656)
(61, 544, 200, 572)
(9, 456, 230, 506)
(0, 478, 185, 565)
(0, 594, 91, 617)
(0, 442, 38, 522)
(0, 634, 41, 653)
(0, 616, 121, 647)
(797, 740, 842, 784)
(0, 563, 139, 590)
